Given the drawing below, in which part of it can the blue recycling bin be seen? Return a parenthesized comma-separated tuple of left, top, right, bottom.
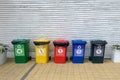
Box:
(72, 40, 87, 63)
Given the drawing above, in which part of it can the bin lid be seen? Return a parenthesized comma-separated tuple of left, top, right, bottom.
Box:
(91, 40, 107, 44)
(11, 39, 30, 44)
(33, 38, 50, 45)
(34, 38, 50, 42)
(72, 40, 87, 45)
(53, 39, 69, 43)
(53, 39, 69, 46)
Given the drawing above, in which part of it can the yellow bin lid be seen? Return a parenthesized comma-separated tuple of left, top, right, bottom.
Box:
(34, 38, 50, 42)
(34, 38, 50, 45)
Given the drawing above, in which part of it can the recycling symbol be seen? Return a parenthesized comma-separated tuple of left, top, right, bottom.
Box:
(96, 49, 102, 54)
(39, 48, 44, 54)
(76, 49, 82, 54)
(78, 45, 81, 49)
(76, 45, 82, 54)
(58, 48, 63, 54)
(17, 45, 21, 48)
(17, 49, 22, 54)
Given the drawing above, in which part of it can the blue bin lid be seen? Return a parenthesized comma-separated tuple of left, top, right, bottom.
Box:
(72, 40, 87, 45)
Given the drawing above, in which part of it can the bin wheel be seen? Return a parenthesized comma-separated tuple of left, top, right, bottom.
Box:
(66, 57, 68, 61)
(29, 56, 32, 60)
(89, 57, 91, 61)
(70, 56, 72, 61)
(49, 56, 51, 61)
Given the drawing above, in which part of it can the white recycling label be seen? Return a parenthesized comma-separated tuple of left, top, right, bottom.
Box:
(94, 45, 104, 56)
(78, 45, 81, 49)
(39, 48, 45, 55)
(96, 49, 102, 54)
(58, 48, 63, 54)
(76, 49, 82, 54)
(56, 47, 64, 56)
(76, 45, 82, 54)
(74, 45, 84, 56)
(17, 49, 22, 54)
(17, 45, 21, 48)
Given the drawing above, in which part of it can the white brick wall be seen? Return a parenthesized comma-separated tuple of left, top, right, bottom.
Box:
(0, 0, 120, 58)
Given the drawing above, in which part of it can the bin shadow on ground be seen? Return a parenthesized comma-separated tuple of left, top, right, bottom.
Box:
(84, 58, 91, 63)
(103, 58, 112, 63)
(49, 57, 72, 63)
(84, 58, 112, 64)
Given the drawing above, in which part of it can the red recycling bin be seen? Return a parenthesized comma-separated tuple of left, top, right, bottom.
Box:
(53, 39, 69, 63)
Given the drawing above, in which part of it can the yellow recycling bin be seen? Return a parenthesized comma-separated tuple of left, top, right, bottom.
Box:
(33, 38, 50, 63)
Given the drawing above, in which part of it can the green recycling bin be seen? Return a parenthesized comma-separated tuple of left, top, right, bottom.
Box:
(11, 39, 31, 63)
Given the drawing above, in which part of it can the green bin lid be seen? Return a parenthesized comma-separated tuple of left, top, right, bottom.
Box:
(11, 39, 30, 44)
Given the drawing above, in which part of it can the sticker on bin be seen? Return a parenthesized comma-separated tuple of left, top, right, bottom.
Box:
(17, 45, 22, 48)
(96, 49, 102, 54)
(94, 45, 104, 56)
(38, 46, 46, 56)
(74, 45, 83, 56)
(15, 45, 25, 56)
(56, 47, 64, 56)
(17, 49, 22, 54)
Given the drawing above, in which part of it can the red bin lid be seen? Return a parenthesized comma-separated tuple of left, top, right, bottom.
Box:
(53, 39, 69, 43)
(53, 39, 69, 46)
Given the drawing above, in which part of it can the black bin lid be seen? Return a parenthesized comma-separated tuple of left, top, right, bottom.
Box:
(91, 40, 107, 45)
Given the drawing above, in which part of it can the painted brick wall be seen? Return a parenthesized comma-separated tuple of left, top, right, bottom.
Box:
(0, 0, 120, 58)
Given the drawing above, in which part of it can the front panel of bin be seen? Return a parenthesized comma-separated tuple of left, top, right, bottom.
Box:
(14, 44, 28, 63)
(72, 44, 86, 63)
(54, 46, 67, 63)
(35, 44, 49, 63)
(92, 44, 105, 63)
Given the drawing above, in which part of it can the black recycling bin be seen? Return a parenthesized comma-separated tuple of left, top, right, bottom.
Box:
(89, 40, 107, 63)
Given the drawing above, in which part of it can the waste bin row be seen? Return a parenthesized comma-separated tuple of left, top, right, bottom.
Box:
(11, 38, 107, 64)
